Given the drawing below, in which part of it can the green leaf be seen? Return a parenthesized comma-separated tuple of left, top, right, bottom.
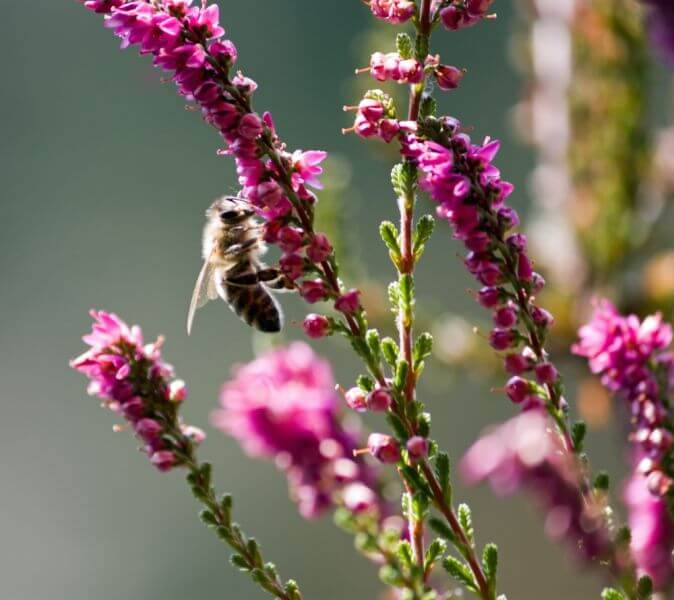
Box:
(411, 491, 430, 521)
(442, 556, 477, 591)
(571, 420, 587, 452)
(458, 504, 474, 546)
(415, 34, 429, 62)
(394, 359, 409, 391)
(230, 554, 251, 572)
(397, 540, 414, 567)
(397, 33, 413, 59)
(419, 96, 437, 119)
(417, 412, 431, 438)
(388, 282, 400, 314)
(381, 337, 399, 366)
(399, 464, 431, 497)
(399, 274, 414, 307)
(379, 564, 404, 587)
(413, 332, 434, 369)
(594, 471, 610, 491)
(380, 221, 401, 258)
(482, 543, 498, 589)
(247, 538, 262, 566)
(428, 518, 456, 544)
(601, 588, 626, 600)
(199, 509, 218, 527)
(386, 412, 409, 441)
(424, 538, 448, 571)
(284, 580, 301, 600)
(413, 215, 435, 257)
(614, 526, 632, 547)
(366, 329, 382, 361)
(434, 452, 451, 498)
(357, 375, 375, 393)
(637, 575, 653, 599)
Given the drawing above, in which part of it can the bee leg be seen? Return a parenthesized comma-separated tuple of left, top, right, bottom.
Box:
(224, 271, 261, 287)
(222, 239, 258, 257)
(258, 268, 295, 291)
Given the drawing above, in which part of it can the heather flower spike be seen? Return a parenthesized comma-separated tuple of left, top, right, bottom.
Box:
(71, 311, 302, 599)
(71, 1, 674, 599)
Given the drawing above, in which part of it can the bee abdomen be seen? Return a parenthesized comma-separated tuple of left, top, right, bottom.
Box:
(223, 283, 282, 333)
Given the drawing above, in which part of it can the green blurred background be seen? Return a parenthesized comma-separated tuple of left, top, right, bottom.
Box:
(0, 2, 632, 599)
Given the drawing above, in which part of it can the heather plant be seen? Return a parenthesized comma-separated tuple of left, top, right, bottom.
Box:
(70, 1, 674, 599)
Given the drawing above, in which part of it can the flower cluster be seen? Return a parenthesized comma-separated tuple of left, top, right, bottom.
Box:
(212, 343, 381, 518)
(368, 0, 416, 25)
(625, 458, 674, 589)
(412, 117, 561, 419)
(643, 0, 674, 69)
(461, 410, 610, 562)
(438, 0, 494, 31)
(83, 0, 361, 328)
(573, 300, 674, 495)
(70, 311, 204, 472)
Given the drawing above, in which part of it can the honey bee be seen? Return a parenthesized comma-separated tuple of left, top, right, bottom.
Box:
(187, 197, 292, 334)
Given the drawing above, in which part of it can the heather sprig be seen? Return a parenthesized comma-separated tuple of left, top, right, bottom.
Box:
(343, 2, 500, 599)
(574, 300, 674, 497)
(82, 0, 385, 373)
(70, 311, 301, 600)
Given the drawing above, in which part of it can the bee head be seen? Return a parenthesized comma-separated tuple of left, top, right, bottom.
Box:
(207, 197, 245, 223)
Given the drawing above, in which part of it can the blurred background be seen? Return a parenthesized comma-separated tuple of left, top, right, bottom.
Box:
(1, 1, 673, 599)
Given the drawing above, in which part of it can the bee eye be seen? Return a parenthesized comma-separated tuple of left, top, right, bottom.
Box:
(220, 210, 239, 222)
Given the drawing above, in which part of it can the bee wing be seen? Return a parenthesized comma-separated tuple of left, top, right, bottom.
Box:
(187, 260, 218, 335)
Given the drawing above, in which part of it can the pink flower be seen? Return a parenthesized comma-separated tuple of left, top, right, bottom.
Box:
(300, 279, 330, 304)
(292, 150, 327, 190)
(71, 310, 203, 472)
(345, 387, 368, 412)
(574, 300, 674, 496)
(434, 65, 465, 90)
(303, 314, 331, 339)
(461, 411, 610, 561)
(368, 433, 401, 464)
(307, 233, 333, 263)
(213, 343, 380, 517)
(625, 460, 674, 588)
(335, 289, 361, 314)
(369, 0, 416, 24)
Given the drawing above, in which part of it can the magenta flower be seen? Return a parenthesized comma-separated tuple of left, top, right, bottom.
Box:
(625, 459, 674, 589)
(212, 343, 380, 518)
(368, 0, 416, 24)
(461, 411, 610, 562)
(573, 300, 674, 495)
(643, 0, 674, 69)
(71, 310, 204, 472)
(81, 0, 368, 331)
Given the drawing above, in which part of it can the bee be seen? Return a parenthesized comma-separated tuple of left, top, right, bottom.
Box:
(187, 197, 292, 335)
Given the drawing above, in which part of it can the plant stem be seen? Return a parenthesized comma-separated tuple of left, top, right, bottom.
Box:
(171, 432, 299, 600)
(397, 0, 433, 577)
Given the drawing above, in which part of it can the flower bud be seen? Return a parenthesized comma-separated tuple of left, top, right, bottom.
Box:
(303, 314, 331, 339)
(535, 362, 558, 385)
(343, 483, 378, 513)
(345, 387, 368, 412)
(335, 289, 361, 314)
(303, 235, 331, 264)
(505, 376, 531, 404)
(300, 279, 330, 304)
(494, 303, 518, 328)
(367, 433, 401, 464)
(489, 328, 517, 351)
(168, 379, 188, 403)
(280, 253, 305, 281)
(434, 65, 464, 90)
(504, 352, 531, 375)
(150, 450, 176, 472)
(367, 387, 393, 412)
(406, 436, 429, 460)
(135, 418, 163, 442)
(478, 286, 502, 309)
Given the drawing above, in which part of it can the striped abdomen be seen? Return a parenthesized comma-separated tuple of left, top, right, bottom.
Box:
(217, 261, 282, 333)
